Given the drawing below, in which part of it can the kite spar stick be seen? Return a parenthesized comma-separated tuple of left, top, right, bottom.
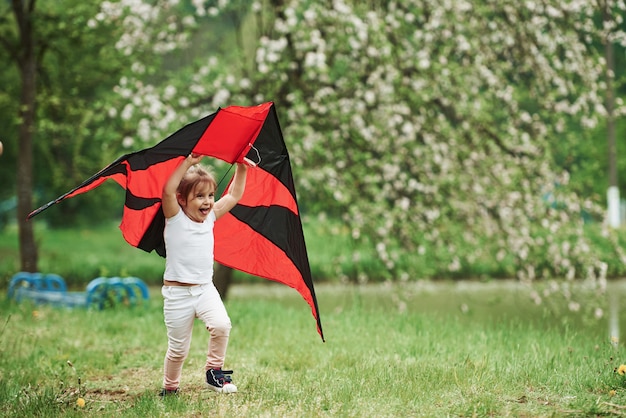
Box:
(27, 198, 63, 219)
(214, 163, 235, 190)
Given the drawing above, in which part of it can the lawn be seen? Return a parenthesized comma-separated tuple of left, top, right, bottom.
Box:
(0, 220, 357, 287)
(1, 280, 626, 417)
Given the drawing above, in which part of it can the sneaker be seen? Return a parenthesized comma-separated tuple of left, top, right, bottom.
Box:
(159, 387, 179, 397)
(206, 368, 237, 393)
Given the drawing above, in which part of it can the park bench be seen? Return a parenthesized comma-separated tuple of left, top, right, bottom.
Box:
(7, 272, 149, 309)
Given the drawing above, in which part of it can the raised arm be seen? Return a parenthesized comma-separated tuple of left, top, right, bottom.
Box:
(162, 153, 204, 219)
(214, 163, 248, 220)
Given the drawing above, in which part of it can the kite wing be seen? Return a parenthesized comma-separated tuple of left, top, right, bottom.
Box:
(214, 105, 324, 341)
(28, 102, 324, 341)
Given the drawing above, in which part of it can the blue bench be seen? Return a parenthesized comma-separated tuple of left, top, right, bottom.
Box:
(8, 272, 149, 309)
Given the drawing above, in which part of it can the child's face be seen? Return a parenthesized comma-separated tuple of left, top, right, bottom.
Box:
(178, 182, 215, 223)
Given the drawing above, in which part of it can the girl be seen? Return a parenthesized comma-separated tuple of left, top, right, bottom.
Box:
(159, 153, 247, 396)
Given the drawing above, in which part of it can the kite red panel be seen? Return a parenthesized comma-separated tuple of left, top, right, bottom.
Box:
(215, 211, 322, 338)
(232, 168, 298, 215)
(192, 102, 272, 163)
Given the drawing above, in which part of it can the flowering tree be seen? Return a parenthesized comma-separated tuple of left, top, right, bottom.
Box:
(82, 1, 626, 299)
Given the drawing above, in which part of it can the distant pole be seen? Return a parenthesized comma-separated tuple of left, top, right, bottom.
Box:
(610, 290, 619, 348)
(605, 5, 620, 228)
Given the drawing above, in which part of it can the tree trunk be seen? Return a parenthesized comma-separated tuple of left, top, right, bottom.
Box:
(14, 0, 38, 271)
(213, 263, 233, 299)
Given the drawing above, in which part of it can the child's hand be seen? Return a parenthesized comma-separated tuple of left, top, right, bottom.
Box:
(187, 153, 204, 165)
(242, 157, 257, 168)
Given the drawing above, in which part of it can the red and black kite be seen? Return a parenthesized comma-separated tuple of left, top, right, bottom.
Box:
(28, 102, 324, 341)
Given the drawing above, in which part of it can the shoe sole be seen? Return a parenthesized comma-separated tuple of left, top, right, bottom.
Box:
(207, 383, 238, 394)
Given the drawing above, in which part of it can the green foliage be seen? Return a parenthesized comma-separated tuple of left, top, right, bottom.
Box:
(552, 116, 626, 202)
(0, 282, 625, 416)
(0, 0, 142, 225)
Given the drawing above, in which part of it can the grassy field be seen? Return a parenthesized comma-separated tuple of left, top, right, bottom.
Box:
(2, 280, 626, 417)
(3, 218, 626, 288)
(0, 220, 358, 287)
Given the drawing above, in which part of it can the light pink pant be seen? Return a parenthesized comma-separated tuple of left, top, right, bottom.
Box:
(161, 283, 232, 390)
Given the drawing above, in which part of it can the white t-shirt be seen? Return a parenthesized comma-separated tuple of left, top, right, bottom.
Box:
(163, 208, 215, 284)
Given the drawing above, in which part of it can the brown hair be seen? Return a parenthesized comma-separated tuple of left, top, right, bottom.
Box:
(177, 165, 217, 201)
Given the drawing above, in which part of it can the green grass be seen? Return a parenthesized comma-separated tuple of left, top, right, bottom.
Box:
(3, 218, 626, 288)
(1, 281, 626, 417)
(0, 219, 355, 288)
